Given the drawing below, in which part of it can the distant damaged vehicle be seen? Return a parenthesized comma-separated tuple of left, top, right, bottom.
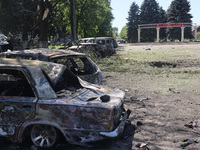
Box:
(0, 33, 21, 51)
(0, 34, 13, 52)
(0, 58, 131, 148)
(69, 37, 116, 57)
(0, 48, 103, 84)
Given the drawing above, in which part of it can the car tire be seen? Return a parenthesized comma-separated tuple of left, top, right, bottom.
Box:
(31, 124, 57, 148)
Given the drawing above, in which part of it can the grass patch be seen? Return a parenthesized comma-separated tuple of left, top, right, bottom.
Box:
(95, 47, 200, 75)
(95, 55, 131, 73)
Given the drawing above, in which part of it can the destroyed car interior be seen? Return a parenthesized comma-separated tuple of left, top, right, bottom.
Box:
(0, 69, 35, 97)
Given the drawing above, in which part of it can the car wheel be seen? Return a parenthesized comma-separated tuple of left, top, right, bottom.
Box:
(31, 124, 57, 148)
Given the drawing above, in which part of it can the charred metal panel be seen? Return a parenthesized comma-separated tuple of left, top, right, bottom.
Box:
(27, 66, 57, 99)
(33, 101, 114, 145)
(0, 97, 37, 141)
(0, 58, 67, 86)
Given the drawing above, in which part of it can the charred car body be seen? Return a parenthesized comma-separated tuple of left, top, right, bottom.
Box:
(0, 33, 21, 52)
(0, 58, 130, 148)
(0, 34, 13, 52)
(0, 48, 102, 84)
(69, 37, 116, 57)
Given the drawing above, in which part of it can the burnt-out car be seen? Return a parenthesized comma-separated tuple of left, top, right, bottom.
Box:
(69, 37, 116, 57)
(0, 58, 130, 148)
(0, 34, 13, 52)
(0, 48, 103, 84)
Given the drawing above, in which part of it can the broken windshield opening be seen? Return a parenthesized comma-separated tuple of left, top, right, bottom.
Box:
(50, 56, 95, 75)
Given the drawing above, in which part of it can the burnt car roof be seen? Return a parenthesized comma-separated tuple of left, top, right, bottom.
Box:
(0, 48, 86, 61)
(0, 58, 66, 85)
(0, 34, 9, 45)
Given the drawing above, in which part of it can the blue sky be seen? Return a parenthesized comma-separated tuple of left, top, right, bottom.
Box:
(111, 0, 200, 33)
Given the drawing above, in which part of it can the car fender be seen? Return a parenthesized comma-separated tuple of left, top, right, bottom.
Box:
(17, 120, 67, 143)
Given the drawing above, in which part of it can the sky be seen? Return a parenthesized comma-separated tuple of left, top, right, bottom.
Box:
(111, 0, 200, 33)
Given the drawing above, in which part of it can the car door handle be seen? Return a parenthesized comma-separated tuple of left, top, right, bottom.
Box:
(23, 105, 32, 111)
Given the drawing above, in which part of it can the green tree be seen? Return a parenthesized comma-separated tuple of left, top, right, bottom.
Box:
(50, 1, 71, 42)
(51, 0, 114, 39)
(120, 26, 128, 40)
(159, 6, 167, 41)
(0, 0, 114, 48)
(166, 0, 193, 41)
(76, 0, 113, 38)
(0, 0, 60, 48)
(140, 0, 160, 42)
(0, 0, 35, 41)
(127, 2, 140, 43)
(112, 27, 118, 38)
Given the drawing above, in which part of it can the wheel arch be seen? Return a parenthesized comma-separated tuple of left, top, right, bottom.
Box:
(17, 121, 67, 143)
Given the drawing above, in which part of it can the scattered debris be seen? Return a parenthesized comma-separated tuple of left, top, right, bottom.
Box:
(130, 97, 151, 107)
(169, 88, 180, 94)
(136, 143, 149, 149)
(184, 121, 198, 129)
(136, 121, 144, 126)
(125, 89, 129, 92)
(181, 139, 198, 148)
(131, 97, 151, 102)
(173, 139, 179, 143)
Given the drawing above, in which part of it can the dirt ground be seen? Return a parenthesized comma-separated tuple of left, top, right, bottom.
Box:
(101, 42, 200, 150)
(1, 42, 200, 150)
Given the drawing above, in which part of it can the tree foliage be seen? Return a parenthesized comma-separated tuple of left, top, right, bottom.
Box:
(166, 0, 193, 41)
(0, 0, 36, 40)
(127, 2, 140, 43)
(0, 0, 113, 48)
(112, 27, 118, 38)
(76, 0, 113, 38)
(158, 6, 167, 41)
(120, 26, 128, 40)
(126, 0, 168, 42)
(140, 0, 160, 42)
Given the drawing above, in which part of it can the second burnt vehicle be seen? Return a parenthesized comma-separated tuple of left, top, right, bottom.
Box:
(0, 58, 131, 148)
(0, 48, 103, 84)
(69, 37, 116, 57)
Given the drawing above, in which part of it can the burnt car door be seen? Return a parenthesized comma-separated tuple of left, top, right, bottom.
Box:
(0, 67, 37, 137)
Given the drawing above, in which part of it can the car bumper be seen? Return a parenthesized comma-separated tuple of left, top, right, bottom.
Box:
(99, 109, 131, 138)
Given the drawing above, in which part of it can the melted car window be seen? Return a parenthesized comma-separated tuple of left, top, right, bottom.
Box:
(0, 69, 35, 97)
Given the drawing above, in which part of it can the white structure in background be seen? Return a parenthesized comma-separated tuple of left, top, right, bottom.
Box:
(137, 23, 198, 42)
